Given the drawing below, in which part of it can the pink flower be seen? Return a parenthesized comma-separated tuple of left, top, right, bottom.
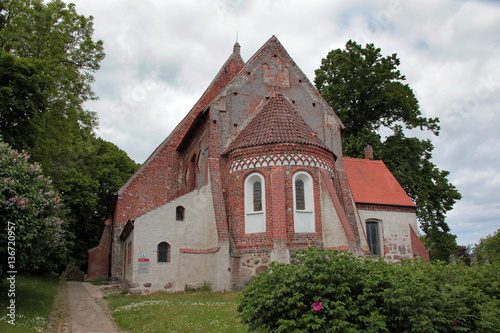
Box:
(312, 302, 322, 311)
(452, 321, 457, 326)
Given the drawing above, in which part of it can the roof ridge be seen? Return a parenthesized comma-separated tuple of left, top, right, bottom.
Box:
(344, 157, 383, 162)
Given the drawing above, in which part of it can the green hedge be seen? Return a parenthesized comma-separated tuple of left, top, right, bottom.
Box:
(237, 248, 499, 332)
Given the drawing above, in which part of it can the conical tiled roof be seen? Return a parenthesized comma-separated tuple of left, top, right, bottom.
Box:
(225, 94, 331, 154)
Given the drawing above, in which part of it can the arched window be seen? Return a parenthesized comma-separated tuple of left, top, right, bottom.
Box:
(366, 221, 381, 256)
(245, 173, 266, 233)
(157, 242, 170, 263)
(293, 171, 314, 233)
(176, 206, 185, 221)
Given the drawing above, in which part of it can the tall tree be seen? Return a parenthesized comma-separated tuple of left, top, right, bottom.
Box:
(0, 0, 104, 150)
(0, 1, 139, 269)
(0, 49, 45, 150)
(315, 40, 461, 261)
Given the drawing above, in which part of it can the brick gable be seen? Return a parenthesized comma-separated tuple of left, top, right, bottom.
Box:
(224, 93, 332, 155)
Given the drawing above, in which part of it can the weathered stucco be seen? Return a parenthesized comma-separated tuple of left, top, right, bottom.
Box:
(126, 180, 230, 293)
(321, 187, 349, 249)
(358, 209, 418, 262)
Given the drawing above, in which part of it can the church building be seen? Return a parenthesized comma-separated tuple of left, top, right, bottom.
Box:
(88, 36, 428, 293)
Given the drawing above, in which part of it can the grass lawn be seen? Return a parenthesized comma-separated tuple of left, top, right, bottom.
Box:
(0, 275, 59, 333)
(106, 290, 248, 332)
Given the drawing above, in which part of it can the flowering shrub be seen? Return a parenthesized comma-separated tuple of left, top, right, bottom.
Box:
(0, 140, 67, 275)
(237, 248, 499, 332)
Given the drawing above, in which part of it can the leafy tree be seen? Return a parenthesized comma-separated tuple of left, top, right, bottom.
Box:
(0, 139, 67, 276)
(57, 136, 139, 267)
(455, 245, 472, 266)
(0, 0, 104, 150)
(29, 120, 139, 267)
(0, 49, 45, 150)
(315, 40, 461, 261)
(0, 1, 139, 269)
(475, 228, 500, 264)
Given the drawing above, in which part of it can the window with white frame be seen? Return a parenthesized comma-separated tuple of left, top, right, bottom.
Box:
(293, 171, 315, 232)
(244, 173, 266, 233)
(366, 220, 381, 256)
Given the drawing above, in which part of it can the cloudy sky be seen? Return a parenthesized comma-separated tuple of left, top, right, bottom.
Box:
(65, 0, 499, 247)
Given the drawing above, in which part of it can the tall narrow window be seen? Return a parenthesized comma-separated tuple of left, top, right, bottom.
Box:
(295, 179, 305, 210)
(253, 181, 262, 212)
(176, 206, 185, 221)
(245, 173, 266, 233)
(293, 171, 314, 233)
(366, 221, 380, 255)
(157, 242, 170, 263)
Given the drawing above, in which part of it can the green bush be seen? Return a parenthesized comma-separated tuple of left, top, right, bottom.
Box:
(237, 248, 499, 332)
(475, 228, 500, 264)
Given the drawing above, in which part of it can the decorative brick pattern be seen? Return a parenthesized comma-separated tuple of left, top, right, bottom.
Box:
(328, 245, 350, 251)
(229, 153, 335, 173)
(180, 246, 221, 254)
(357, 204, 416, 213)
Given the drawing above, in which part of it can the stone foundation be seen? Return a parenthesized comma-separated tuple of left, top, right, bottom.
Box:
(233, 253, 271, 290)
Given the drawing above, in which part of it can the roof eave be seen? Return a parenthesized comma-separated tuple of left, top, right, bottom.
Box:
(355, 202, 417, 209)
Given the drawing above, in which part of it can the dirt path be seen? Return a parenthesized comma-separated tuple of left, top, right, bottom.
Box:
(47, 281, 124, 333)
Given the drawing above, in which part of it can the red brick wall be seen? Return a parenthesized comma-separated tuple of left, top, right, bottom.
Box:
(356, 203, 416, 213)
(224, 143, 335, 254)
(87, 219, 111, 279)
(409, 224, 430, 261)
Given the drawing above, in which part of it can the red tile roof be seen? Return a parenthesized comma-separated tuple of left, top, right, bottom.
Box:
(343, 157, 416, 207)
(225, 94, 331, 154)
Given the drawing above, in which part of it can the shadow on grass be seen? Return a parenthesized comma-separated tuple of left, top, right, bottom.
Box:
(0, 275, 59, 333)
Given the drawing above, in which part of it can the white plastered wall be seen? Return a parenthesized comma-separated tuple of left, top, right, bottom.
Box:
(123, 229, 134, 282)
(129, 180, 230, 292)
(351, 198, 370, 252)
(358, 209, 417, 262)
(321, 190, 349, 249)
